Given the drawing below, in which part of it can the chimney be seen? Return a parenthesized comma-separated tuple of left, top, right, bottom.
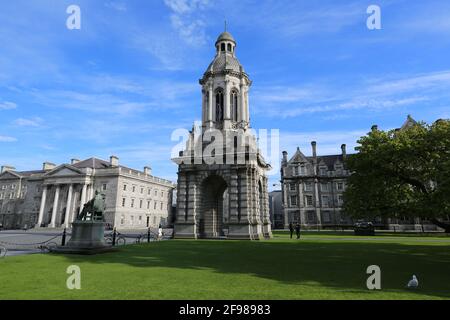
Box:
(144, 166, 152, 176)
(282, 151, 288, 164)
(110, 156, 119, 167)
(1, 165, 15, 173)
(341, 144, 347, 159)
(71, 159, 80, 165)
(42, 162, 56, 171)
(311, 141, 317, 158)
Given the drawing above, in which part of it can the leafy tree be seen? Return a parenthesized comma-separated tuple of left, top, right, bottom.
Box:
(343, 119, 450, 232)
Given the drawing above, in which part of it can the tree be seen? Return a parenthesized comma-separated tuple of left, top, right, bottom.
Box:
(343, 119, 450, 232)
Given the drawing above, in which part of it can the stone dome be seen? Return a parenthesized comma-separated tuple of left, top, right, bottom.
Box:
(215, 31, 236, 45)
(205, 53, 244, 73)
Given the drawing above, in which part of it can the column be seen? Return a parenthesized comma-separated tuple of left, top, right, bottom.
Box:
(208, 84, 213, 125)
(37, 186, 47, 227)
(79, 184, 87, 214)
(224, 79, 230, 119)
(239, 84, 245, 122)
(50, 185, 60, 228)
(245, 90, 250, 123)
(64, 184, 73, 228)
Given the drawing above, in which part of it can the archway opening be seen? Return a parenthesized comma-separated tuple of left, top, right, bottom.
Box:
(199, 175, 228, 238)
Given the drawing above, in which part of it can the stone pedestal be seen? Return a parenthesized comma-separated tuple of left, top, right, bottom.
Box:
(51, 221, 115, 255)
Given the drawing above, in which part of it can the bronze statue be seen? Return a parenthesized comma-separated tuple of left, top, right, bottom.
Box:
(77, 190, 106, 222)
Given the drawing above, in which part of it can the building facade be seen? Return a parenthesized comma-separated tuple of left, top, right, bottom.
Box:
(173, 31, 272, 240)
(281, 142, 351, 229)
(269, 190, 283, 229)
(0, 157, 175, 230)
(280, 116, 450, 231)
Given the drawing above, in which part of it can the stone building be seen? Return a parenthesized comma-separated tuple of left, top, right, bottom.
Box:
(269, 190, 283, 229)
(281, 142, 351, 229)
(0, 157, 175, 230)
(172, 31, 272, 240)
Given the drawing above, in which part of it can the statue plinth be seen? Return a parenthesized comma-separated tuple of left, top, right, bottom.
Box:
(51, 221, 116, 255)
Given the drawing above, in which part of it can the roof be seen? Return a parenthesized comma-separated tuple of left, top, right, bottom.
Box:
(205, 53, 244, 73)
(216, 31, 236, 45)
(72, 157, 111, 169)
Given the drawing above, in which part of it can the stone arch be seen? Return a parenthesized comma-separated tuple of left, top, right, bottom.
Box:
(198, 174, 228, 238)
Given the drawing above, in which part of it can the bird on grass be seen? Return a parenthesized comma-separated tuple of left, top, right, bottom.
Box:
(407, 275, 419, 289)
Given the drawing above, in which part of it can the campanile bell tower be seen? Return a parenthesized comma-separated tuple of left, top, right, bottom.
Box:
(173, 30, 272, 240)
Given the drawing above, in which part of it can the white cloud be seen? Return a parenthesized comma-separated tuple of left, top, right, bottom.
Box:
(13, 117, 43, 127)
(0, 136, 17, 142)
(164, 0, 210, 46)
(104, 2, 127, 12)
(0, 101, 17, 110)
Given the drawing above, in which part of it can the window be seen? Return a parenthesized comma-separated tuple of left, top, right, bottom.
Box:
(148, 188, 151, 195)
(221, 43, 225, 52)
(289, 183, 296, 191)
(337, 182, 344, 191)
(215, 89, 224, 122)
(322, 211, 331, 223)
(123, 184, 127, 191)
(160, 202, 163, 210)
(319, 167, 327, 176)
(102, 184, 107, 191)
(304, 182, 313, 191)
(140, 187, 144, 194)
(120, 215, 125, 225)
(131, 215, 134, 224)
(307, 211, 315, 222)
(227, 43, 232, 52)
(131, 199, 135, 208)
(154, 202, 157, 210)
(140, 200, 143, 209)
(161, 191, 164, 198)
(322, 195, 329, 207)
(300, 165, 306, 175)
(132, 186, 136, 193)
(230, 90, 238, 121)
(338, 195, 344, 206)
(321, 183, 328, 192)
(305, 195, 313, 207)
(290, 195, 298, 206)
(154, 190, 158, 196)
(11, 184, 16, 190)
(147, 201, 150, 209)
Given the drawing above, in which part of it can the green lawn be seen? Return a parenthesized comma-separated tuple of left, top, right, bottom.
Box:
(1, 232, 449, 300)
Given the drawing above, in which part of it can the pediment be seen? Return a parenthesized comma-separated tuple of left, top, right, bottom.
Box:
(0, 171, 21, 180)
(45, 165, 83, 177)
(288, 148, 309, 164)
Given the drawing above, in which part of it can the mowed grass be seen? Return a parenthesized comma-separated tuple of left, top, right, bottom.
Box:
(1, 232, 449, 300)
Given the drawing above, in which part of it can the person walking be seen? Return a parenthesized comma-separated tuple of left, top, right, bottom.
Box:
(295, 223, 301, 239)
(289, 222, 294, 239)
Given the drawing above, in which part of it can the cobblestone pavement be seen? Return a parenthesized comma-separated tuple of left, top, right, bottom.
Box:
(0, 228, 172, 257)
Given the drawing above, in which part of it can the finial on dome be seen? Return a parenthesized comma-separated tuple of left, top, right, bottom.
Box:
(224, 20, 227, 32)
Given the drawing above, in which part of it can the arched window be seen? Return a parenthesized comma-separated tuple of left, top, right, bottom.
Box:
(215, 89, 224, 122)
(230, 90, 238, 122)
(221, 43, 226, 52)
(227, 43, 232, 52)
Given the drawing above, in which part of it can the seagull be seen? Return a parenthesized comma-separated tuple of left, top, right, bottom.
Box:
(407, 275, 419, 289)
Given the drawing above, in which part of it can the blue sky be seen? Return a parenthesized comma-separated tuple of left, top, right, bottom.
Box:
(1, 0, 450, 189)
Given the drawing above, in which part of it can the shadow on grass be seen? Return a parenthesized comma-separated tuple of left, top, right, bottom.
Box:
(61, 239, 450, 299)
